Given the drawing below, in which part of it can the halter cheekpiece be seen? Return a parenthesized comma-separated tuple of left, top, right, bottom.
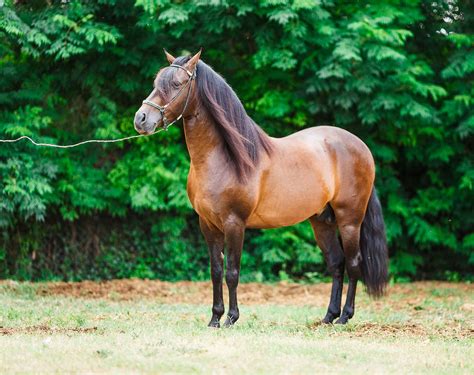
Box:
(142, 64, 196, 131)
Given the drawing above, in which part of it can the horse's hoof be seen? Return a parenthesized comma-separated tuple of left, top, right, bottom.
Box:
(223, 315, 237, 328)
(334, 316, 349, 324)
(208, 321, 220, 328)
(322, 312, 339, 324)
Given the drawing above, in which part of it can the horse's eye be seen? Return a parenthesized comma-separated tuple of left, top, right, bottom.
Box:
(171, 81, 181, 89)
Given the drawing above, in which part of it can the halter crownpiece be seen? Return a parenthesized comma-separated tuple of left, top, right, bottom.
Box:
(142, 64, 196, 131)
(169, 64, 194, 77)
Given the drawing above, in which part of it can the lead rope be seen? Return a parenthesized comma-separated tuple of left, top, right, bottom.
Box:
(0, 128, 167, 149)
(1, 64, 194, 149)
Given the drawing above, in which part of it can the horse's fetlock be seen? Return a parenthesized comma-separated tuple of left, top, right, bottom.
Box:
(212, 304, 225, 318)
(342, 306, 354, 319)
(328, 306, 341, 317)
(228, 309, 239, 322)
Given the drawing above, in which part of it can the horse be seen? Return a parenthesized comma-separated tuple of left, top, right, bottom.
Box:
(134, 50, 389, 327)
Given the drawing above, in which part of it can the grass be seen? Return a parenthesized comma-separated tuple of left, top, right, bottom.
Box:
(0, 281, 472, 374)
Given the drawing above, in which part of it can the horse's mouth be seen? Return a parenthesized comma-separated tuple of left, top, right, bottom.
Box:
(135, 122, 158, 135)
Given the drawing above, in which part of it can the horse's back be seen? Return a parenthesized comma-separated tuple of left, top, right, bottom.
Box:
(281, 125, 374, 180)
(282, 126, 372, 158)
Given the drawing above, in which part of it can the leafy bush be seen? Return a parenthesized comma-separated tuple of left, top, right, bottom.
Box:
(0, 0, 472, 281)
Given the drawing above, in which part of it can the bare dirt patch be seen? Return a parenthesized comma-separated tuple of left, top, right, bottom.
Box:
(1, 279, 472, 309)
(0, 325, 99, 336)
(32, 279, 333, 306)
(308, 321, 474, 339)
(28, 279, 472, 308)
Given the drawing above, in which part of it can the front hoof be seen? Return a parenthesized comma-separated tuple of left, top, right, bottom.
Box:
(322, 312, 340, 324)
(208, 320, 220, 328)
(223, 315, 238, 328)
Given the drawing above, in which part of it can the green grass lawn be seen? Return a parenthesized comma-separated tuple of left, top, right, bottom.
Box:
(0, 281, 472, 374)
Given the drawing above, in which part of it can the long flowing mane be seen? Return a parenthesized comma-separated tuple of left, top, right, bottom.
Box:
(172, 56, 273, 180)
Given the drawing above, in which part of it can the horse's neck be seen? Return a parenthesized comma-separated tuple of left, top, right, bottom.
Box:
(183, 111, 221, 169)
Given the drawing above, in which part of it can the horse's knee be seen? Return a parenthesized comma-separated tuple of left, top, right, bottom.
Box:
(225, 268, 239, 288)
(211, 264, 223, 282)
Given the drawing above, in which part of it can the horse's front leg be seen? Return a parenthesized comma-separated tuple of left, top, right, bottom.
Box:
(200, 217, 225, 328)
(223, 216, 245, 327)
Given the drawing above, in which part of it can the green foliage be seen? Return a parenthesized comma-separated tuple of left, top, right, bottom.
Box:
(0, 0, 472, 281)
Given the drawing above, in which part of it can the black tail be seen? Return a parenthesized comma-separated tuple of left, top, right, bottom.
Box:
(360, 188, 389, 298)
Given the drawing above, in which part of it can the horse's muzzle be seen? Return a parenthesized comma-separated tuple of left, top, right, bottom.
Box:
(134, 109, 160, 135)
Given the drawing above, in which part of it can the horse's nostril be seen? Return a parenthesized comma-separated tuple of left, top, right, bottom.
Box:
(134, 111, 148, 132)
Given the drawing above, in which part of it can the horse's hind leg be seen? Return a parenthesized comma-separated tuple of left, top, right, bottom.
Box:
(332, 208, 365, 324)
(309, 212, 345, 324)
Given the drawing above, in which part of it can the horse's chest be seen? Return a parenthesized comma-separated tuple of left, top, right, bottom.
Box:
(187, 173, 207, 215)
(188, 189, 214, 218)
(186, 166, 257, 227)
(186, 170, 223, 224)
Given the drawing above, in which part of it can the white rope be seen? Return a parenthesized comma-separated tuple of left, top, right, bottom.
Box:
(0, 129, 163, 148)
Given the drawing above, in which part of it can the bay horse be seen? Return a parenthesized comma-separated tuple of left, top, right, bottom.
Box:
(134, 50, 389, 327)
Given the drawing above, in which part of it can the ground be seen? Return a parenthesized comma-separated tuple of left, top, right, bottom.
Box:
(0, 280, 472, 374)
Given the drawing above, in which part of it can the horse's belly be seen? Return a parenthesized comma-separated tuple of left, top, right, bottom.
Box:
(246, 171, 329, 229)
(247, 204, 319, 229)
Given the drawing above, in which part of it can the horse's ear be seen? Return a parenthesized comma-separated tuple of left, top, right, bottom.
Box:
(164, 49, 176, 64)
(185, 49, 202, 71)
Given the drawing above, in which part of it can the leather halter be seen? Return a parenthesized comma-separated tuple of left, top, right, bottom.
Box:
(142, 64, 196, 131)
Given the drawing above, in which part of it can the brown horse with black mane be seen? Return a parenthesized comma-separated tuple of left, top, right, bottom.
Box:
(134, 50, 389, 327)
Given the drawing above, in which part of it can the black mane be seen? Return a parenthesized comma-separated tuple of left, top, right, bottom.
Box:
(172, 56, 273, 180)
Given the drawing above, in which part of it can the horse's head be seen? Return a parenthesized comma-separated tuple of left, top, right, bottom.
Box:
(134, 50, 201, 134)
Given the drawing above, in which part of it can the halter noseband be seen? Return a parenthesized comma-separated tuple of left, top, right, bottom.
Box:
(142, 64, 196, 131)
